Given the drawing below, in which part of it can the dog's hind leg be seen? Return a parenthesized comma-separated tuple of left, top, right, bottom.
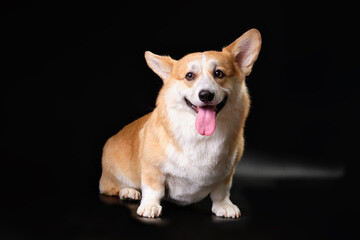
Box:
(99, 172, 120, 196)
(100, 171, 141, 201)
(119, 188, 141, 201)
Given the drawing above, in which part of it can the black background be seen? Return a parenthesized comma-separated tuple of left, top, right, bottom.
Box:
(1, 2, 359, 239)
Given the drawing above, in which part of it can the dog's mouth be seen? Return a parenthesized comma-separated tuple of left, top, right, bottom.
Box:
(184, 95, 228, 136)
(184, 95, 228, 114)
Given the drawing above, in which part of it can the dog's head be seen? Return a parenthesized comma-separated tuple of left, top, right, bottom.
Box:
(145, 29, 261, 136)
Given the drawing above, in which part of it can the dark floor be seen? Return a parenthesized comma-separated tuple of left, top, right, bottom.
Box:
(1, 153, 356, 240)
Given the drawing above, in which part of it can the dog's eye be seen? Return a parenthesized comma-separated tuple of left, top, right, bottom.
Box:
(214, 70, 225, 79)
(185, 72, 196, 81)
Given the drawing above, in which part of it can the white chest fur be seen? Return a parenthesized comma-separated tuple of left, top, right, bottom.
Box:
(162, 98, 240, 205)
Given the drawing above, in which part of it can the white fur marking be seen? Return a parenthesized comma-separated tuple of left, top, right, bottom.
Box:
(137, 184, 164, 218)
(212, 199, 241, 218)
(119, 188, 141, 200)
(187, 61, 201, 74)
(141, 184, 164, 203)
(162, 78, 243, 205)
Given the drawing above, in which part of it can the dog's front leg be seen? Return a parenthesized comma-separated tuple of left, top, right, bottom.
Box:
(136, 163, 165, 218)
(210, 179, 241, 218)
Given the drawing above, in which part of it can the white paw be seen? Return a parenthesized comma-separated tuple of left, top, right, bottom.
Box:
(119, 188, 141, 200)
(137, 202, 162, 218)
(212, 202, 241, 218)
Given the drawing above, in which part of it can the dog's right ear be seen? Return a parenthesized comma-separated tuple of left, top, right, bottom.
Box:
(145, 51, 175, 82)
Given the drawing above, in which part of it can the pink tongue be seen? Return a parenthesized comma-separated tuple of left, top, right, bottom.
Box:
(195, 107, 216, 136)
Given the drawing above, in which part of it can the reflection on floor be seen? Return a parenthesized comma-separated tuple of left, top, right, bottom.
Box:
(1, 152, 354, 239)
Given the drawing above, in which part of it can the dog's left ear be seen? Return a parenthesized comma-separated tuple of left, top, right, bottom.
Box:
(223, 29, 262, 76)
(145, 51, 176, 82)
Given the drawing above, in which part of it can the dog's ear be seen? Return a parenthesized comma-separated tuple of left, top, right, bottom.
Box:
(223, 29, 262, 76)
(145, 51, 176, 82)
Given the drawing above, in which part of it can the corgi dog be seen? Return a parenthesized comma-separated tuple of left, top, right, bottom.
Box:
(99, 29, 261, 218)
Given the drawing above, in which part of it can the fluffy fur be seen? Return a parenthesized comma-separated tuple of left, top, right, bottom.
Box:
(99, 29, 262, 218)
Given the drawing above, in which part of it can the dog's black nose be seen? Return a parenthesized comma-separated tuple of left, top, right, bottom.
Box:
(199, 90, 215, 103)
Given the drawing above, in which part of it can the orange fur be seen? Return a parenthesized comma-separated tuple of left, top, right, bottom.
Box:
(100, 103, 179, 195)
(99, 29, 261, 218)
